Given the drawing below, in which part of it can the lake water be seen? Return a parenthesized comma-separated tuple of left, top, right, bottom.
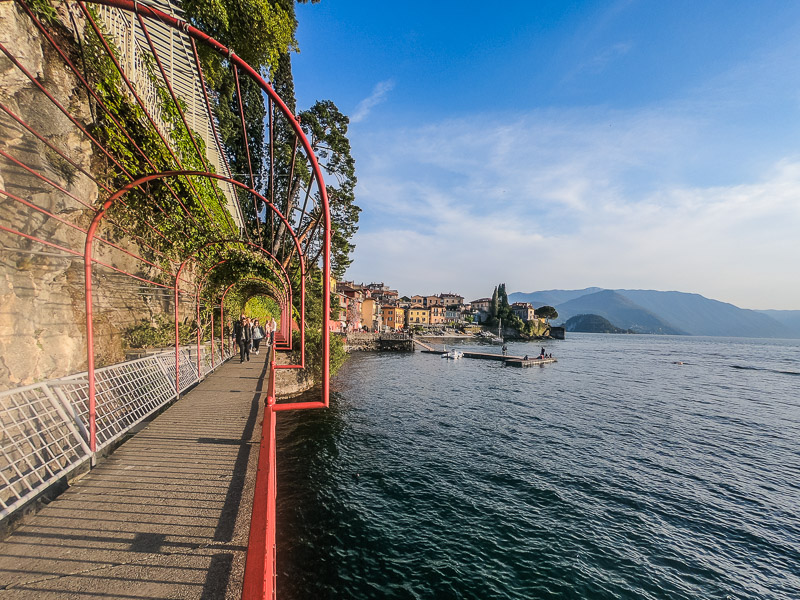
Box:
(275, 334, 800, 599)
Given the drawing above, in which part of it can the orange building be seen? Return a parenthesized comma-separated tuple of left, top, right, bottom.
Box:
(381, 305, 405, 331)
(429, 305, 446, 325)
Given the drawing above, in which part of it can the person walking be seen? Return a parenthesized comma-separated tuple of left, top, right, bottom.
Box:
(269, 316, 277, 346)
(252, 319, 265, 355)
(234, 314, 252, 363)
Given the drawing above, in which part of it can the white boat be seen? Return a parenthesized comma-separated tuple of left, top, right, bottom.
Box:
(443, 349, 463, 359)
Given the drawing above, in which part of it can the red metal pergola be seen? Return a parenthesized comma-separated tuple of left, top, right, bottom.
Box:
(0, 1, 335, 597)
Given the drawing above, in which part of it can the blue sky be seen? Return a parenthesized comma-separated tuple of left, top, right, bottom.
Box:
(291, 0, 800, 309)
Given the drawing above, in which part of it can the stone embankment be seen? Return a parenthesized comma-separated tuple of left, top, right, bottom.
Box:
(344, 332, 379, 351)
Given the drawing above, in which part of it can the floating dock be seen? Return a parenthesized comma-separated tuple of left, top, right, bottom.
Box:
(505, 357, 558, 367)
(422, 348, 557, 366)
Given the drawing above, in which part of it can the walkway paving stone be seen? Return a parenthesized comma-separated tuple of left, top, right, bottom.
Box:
(0, 352, 271, 599)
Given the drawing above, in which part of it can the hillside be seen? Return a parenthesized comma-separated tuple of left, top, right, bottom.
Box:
(554, 290, 685, 334)
(617, 290, 788, 338)
(757, 310, 800, 337)
(509, 288, 604, 307)
(564, 314, 633, 334)
(509, 288, 798, 338)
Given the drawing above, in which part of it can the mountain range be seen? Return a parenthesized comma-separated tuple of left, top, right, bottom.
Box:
(508, 288, 800, 338)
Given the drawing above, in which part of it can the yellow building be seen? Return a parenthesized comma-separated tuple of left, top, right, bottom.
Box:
(407, 304, 429, 326)
(361, 298, 380, 331)
(381, 305, 405, 331)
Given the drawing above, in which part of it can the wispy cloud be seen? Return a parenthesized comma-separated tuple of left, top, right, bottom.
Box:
(351, 79, 395, 124)
(346, 107, 800, 308)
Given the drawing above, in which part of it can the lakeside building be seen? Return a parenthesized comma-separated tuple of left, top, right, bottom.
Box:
(440, 293, 464, 306)
(407, 305, 429, 327)
(445, 305, 464, 323)
(361, 296, 382, 331)
(511, 302, 537, 323)
(463, 308, 478, 323)
(471, 298, 491, 312)
(382, 305, 405, 331)
(429, 305, 446, 325)
(375, 289, 399, 303)
(425, 295, 442, 307)
(334, 281, 368, 332)
(410, 295, 425, 306)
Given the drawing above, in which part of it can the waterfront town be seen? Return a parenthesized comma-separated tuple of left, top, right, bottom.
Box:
(329, 280, 544, 334)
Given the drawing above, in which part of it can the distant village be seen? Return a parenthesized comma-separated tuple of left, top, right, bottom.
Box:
(330, 280, 545, 334)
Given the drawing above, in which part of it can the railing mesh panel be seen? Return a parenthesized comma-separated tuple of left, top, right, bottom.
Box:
(1, 346, 230, 520)
(0, 386, 89, 517)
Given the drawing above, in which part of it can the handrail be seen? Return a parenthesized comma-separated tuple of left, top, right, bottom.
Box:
(242, 343, 278, 599)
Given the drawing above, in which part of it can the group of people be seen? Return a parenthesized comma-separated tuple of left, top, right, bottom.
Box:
(232, 314, 277, 363)
(522, 347, 553, 360)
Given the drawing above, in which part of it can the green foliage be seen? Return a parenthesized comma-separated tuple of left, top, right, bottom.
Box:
(244, 295, 280, 323)
(290, 270, 348, 382)
(182, 0, 297, 81)
(26, 0, 58, 24)
(80, 13, 237, 260)
(536, 306, 559, 321)
(297, 100, 360, 277)
(125, 314, 195, 348)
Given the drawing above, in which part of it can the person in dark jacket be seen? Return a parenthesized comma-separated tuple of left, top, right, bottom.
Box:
(252, 319, 265, 355)
(234, 315, 252, 362)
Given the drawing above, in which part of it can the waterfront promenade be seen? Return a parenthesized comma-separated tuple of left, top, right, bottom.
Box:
(0, 354, 270, 598)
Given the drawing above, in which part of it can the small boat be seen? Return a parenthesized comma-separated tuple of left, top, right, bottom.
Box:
(443, 349, 463, 359)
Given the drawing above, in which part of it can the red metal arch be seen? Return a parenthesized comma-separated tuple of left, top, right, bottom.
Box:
(84, 171, 318, 446)
(2, 5, 334, 598)
(87, 1, 332, 406)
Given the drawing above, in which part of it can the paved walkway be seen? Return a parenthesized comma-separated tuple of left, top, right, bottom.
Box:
(0, 352, 271, 599)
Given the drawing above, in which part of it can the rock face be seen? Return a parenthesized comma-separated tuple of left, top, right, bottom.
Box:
(0, 4, 179, 389)
(274, 351, 315, 399)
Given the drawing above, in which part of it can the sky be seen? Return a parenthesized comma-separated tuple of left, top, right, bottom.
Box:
(290, 0, 800, 310)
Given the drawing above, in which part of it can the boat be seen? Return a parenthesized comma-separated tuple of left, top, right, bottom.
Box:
(443, 349, 463, 359)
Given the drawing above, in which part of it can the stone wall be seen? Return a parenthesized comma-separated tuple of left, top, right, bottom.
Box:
(344, 332, 378, 351)
(0, 3, 186, 389)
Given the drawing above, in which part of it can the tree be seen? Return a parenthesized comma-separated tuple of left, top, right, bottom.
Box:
(489, 286, 499, 321)
(537, 306, 559, 322)
(496, 283, 512, 322)
(498, 283, 509, 310)
(280, 100, 360, 278)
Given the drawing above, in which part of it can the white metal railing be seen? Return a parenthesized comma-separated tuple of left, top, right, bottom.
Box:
(0, 343, 233, 520)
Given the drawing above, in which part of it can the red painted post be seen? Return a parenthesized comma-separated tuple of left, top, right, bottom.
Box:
(174, 277, 180, 398)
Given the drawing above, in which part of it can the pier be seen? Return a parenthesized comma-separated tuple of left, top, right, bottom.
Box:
(421, 347, 558, 366)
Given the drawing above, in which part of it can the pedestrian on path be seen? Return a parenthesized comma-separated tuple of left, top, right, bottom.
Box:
(269, 316, 277, 346)
(234, 314, 252, 362)
(252, 319, 265, 355)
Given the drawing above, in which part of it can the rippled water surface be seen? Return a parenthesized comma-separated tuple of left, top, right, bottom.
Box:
(276, 334, 800, 599)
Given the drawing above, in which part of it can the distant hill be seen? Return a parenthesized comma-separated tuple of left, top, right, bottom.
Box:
(564, 314, 633, 334)
(757, 310, 800, 338)
(616, 290, 788, 338)
(509, 287, 603, 307)
(554, 290, 685, 335)
(509, 288, 798, 338)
